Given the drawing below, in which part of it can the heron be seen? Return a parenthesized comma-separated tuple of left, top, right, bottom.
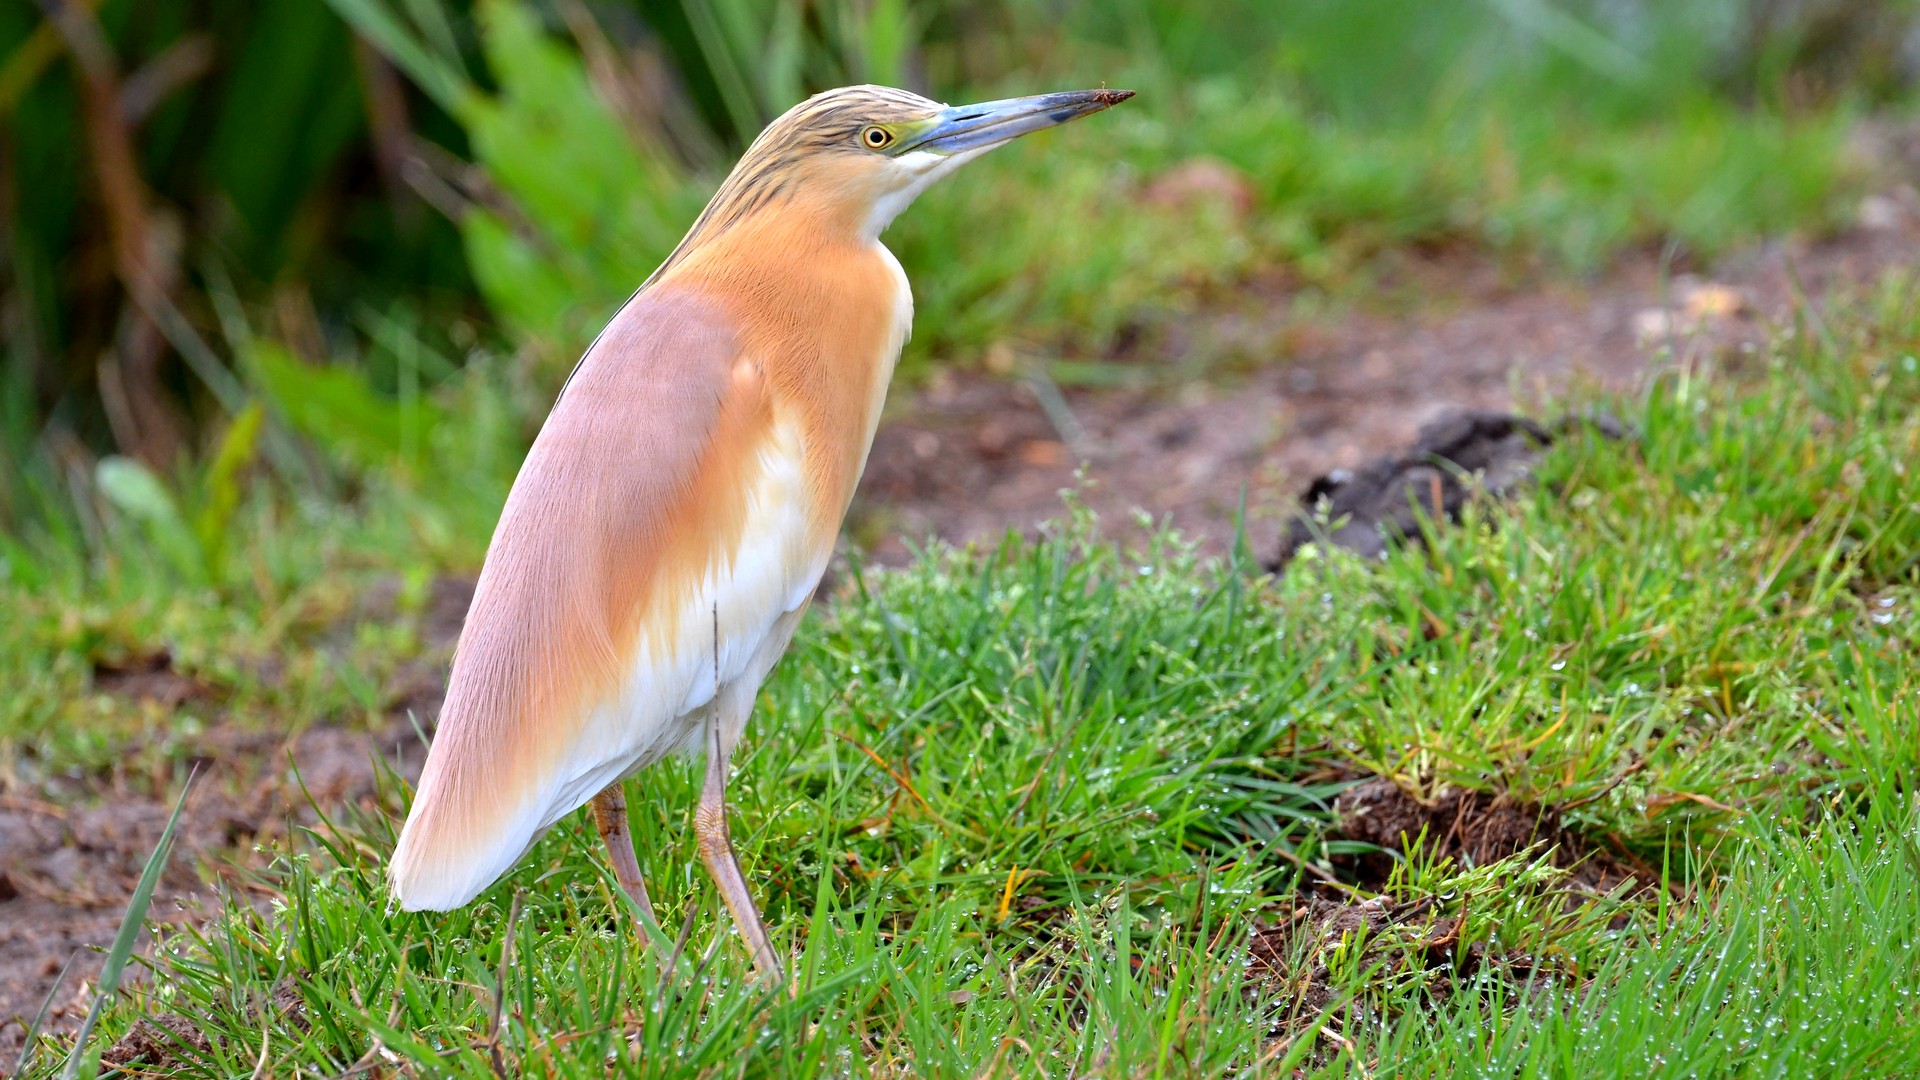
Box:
(387, 84, 1133, 978)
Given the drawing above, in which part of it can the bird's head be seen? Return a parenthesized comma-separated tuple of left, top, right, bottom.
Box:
(686, 85, 1135, 248)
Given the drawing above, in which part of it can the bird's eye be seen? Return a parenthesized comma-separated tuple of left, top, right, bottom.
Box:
(861, 126, 894, 150)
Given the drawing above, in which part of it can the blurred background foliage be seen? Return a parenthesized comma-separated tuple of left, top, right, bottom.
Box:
(2, 0, 1918, 586)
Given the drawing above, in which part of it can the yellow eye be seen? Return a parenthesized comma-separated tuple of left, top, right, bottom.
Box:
(861, 126, 894, 150)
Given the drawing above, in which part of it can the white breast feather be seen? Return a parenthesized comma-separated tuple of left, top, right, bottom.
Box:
(870, 241, 912, 441)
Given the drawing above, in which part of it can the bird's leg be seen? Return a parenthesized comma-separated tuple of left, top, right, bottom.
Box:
(693, 720, 783, 981)
(590, 784, 657, 931)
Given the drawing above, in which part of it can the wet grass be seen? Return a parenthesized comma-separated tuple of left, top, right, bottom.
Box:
(9, 274, 1918, 1074)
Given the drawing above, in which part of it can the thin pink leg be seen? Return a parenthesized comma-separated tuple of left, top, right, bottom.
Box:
(591, 784, 657, 931)
(691, 724, 783, 980)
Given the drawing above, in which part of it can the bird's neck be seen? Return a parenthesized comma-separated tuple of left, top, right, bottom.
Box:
(663, 205, 909, 528)
(673, 199, 886, 299)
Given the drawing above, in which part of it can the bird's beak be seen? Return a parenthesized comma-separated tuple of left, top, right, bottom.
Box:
(908, 89, 1135, 156)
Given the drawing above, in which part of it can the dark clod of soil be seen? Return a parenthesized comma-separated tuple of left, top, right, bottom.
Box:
(101, 1012, 213, 1071)
(1247, 891, 1531, 1034)
(1247, 776, 1655, 1035)
(97, 977, 310, 1071)
(1249, 895, 1401, 1013)
(1336, 775, 1561, 875)
(1268, 409, 1623, 570)
(90, 649, 216, 708)
(1332, 776, 1645, 897)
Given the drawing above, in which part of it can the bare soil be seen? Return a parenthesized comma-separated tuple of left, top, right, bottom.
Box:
(5, 214, 1917, 1060)
(0, 715, 427, 1061)
(856, 217, 1920, 563)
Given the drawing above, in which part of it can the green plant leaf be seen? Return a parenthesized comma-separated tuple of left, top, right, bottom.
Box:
(95, 457, 205, 584)
(249, 340, 446, 473)
(194, 401, 265, 576)
(323, 0, 475, 113)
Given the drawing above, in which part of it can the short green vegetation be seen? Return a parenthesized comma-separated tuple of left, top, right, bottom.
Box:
(15, 277, 1918, 1075)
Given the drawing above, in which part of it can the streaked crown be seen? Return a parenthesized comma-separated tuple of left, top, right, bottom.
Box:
(650, 83, 1132, 280)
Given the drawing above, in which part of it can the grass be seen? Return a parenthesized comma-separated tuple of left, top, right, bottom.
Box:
(10, 271, 1918, 1074)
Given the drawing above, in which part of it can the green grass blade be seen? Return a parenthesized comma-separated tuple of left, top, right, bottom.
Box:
(59, 770, 196, 1080)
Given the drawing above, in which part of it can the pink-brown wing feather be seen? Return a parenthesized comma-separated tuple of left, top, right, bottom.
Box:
(390, 285, 781, 908)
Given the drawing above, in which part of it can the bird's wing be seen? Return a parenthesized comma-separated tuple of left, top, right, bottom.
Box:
(390, 285, 826, 910)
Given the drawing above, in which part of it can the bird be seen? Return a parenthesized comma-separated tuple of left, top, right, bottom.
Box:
(387, 84, 1133, 978)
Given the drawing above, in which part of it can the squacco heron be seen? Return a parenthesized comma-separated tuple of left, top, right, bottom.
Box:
(388, 85, 1132, 976)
